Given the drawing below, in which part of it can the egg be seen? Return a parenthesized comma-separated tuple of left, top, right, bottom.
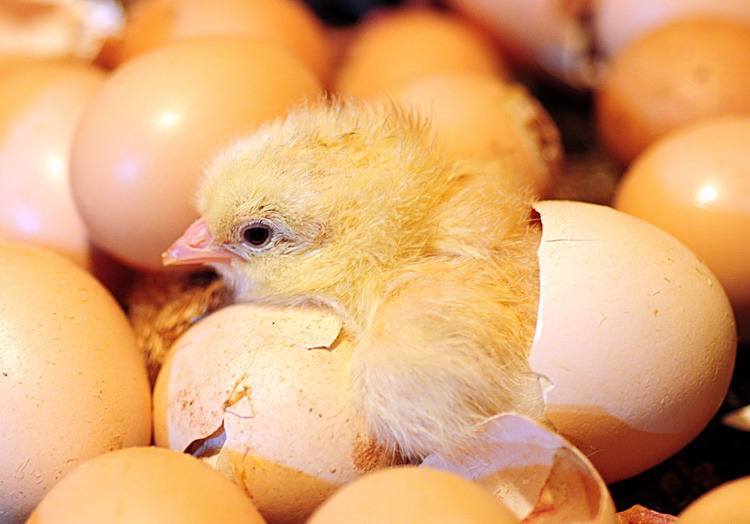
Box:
(596, 18, 750, 165)
(614, 117, 750, 338)
(153, 304, 399, 524)
(28, 447, 265, 523)
(392, 73, 562, 196)
(0, 244, 151, 522)
(308, 467, 519, 524)
(679, 477, 750, 523)
(529, 201, 736, 482)
(444, 0, 594, 87)
(0, 61, 101, 269)
(333, 7, 506, 98)
(594, 0, 750, 59)
(71, 37, 321, 271)
(118, 0, 332, 82)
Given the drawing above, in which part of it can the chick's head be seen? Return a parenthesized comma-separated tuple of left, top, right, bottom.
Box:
(168, 102, 454, 326)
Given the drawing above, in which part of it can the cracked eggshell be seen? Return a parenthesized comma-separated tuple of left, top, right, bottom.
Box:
(594, 0, 750, 59)
(444, 0, 594, 88)
(154, 303, 396, 524)
(0, 243, 151, 522)
(529, 201, 736, 483)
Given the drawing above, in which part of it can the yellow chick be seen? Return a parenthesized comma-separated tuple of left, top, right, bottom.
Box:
(165, 100, 545, 459)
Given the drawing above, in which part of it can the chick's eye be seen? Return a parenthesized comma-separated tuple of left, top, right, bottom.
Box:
(241, 224, 272, 247)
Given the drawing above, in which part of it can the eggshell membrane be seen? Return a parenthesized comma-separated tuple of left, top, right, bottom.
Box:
(0, 244, 151, 522)
(333, 8, 506, 98)
(594, 0, 750, 59)
(422, 414, 617, 524)
(596, 18, 750, 165)
(614, 117, 750, 339)
(154, 304, 396, 524)
(28, 447, 265, 524)
(679, 476, 750, 524)
(392, 73, 562, 196)
(119, 0, 332, 82)
(309, 467, 519, 524)
(444, 0, 592, 87)
(70, 37, 321, 271)
(529, 201, 736, 482)
(0, 62, 101, 269)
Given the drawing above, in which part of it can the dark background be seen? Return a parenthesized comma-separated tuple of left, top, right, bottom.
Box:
(306, 0, 406, 24)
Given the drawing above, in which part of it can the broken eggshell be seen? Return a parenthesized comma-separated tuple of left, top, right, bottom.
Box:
(153, 303, 400, 524)
(422, 414, 617, 523)
(529, 201, 737, 483)
(0, 0, 123, 60)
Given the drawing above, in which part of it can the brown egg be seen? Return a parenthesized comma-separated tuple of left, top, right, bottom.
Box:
(333, 8, 506, 98)
(28, 447, 265, 524)
(596, 18, 750, 164)
(0, 62, 102, 269)
(308, 467, 519, 524)
(614, 116, 750, 337)
(71, 37, 321, 271)
(119, 0, 332, 82)
(0, 244, 151, 522)
(679, 477, 750, 523)
(392, 73, 562, 196)
(594, 0, 750, 59)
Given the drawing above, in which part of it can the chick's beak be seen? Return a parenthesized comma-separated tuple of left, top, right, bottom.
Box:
(162, 218, 235, 266)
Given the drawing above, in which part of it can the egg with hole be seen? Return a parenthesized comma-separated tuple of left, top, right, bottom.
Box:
(444, 0, 593, 87)
(333, 7, 506, 98)
(529, 201, 736, 482)
(614, 116, 750, 338)
(596, 18, 750, 164)
(153, 304, 401, 524)
(594, 0, 750, 59)
(392, 73, 562, 197)
(71, 37, 321, 271)
(0, 244, 151, 522)
(28, 447, 265, 524)
(119, 0, 332, 82)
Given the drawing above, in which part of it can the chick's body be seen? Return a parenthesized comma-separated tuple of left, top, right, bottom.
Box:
(196, 102, 544, 459)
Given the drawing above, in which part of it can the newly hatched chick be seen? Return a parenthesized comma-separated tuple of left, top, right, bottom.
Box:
(165, 101, 545, 459)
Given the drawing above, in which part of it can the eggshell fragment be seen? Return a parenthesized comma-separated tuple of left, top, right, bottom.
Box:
(154, 304, 397, 524)
(529, 201, 736, 482)
(596, 18, 750, 164)
(614, 117, 750, 338)
(333, 7, 506, 98)
(119, 0, 332, 82)
(422, 414, 617, 523)
(679, 477, 750, 523)
(393, 73, 562, 196)
(28, 447, 265, 524)
(0, 61, 101, 269)
(444, 0, 594, 87)
(70, 37, 321, 271)
(0, 0, 124, 61)
(594, 0, 750, 59)
(309, 466, 520, 524)
(0, 244, 151, 522)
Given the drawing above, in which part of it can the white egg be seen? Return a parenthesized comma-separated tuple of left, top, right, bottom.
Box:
(530, 201, 736, 482)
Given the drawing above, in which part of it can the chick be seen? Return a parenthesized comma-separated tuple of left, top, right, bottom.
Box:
(164, 101, 545, 459)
